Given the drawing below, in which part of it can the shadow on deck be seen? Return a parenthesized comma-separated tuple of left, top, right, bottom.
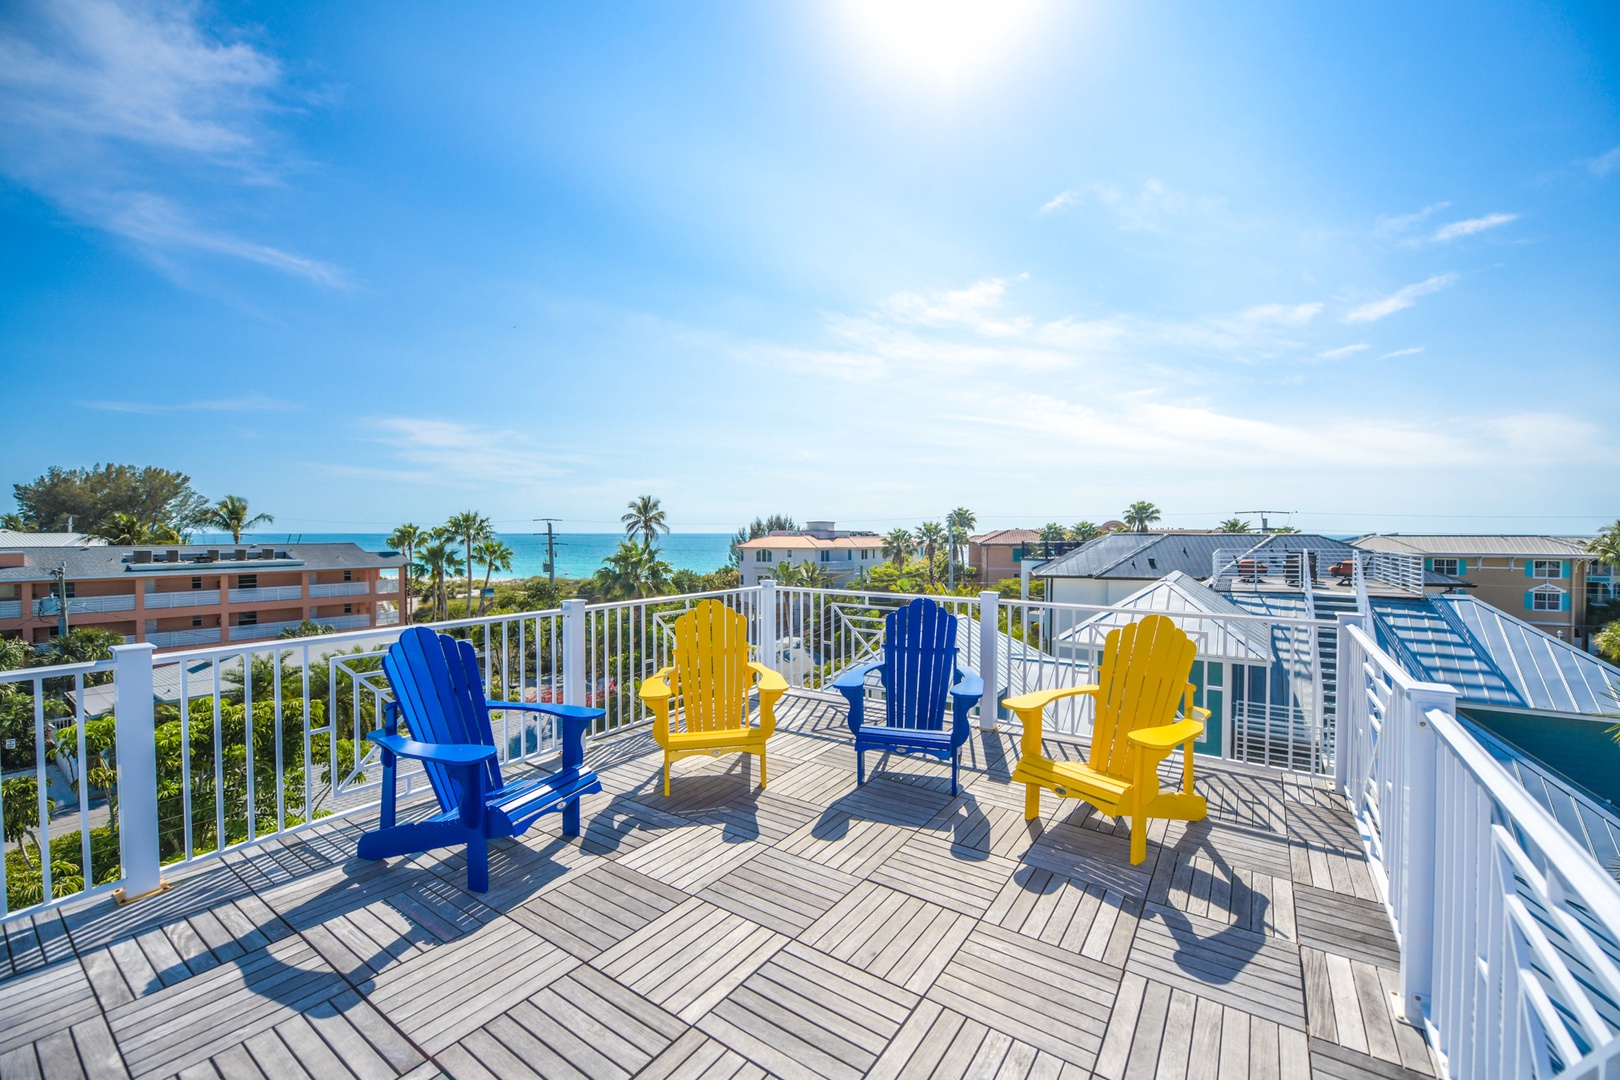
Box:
(0, 690, 1436, 1079)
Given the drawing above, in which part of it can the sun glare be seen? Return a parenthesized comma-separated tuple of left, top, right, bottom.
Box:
(833, 0, 1050, 87)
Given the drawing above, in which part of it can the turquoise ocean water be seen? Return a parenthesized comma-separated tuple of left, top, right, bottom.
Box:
(195, 533, 734, 580)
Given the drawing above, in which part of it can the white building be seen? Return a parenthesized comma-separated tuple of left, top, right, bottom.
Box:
(735, 520, 885, 586)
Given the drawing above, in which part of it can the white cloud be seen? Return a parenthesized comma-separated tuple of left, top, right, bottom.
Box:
(1343, 273, 1457, 323)
(1590, 146, 1620, 177)
(0, 0, 338, 285)
(1432, 213, 1517, 242)
(1379, 346, 1424, 360)
(880, 275, 1033, 337)
(1315, 343, 1368, 361)
(1038, 189, 1079, 214)
(361, 418, 572, 488)
(1374, 201, 1449, 238)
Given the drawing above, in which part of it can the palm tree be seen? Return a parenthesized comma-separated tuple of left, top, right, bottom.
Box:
(594, 540, 671, 599)
(882, 528, 916, 568)
(94, 512, 181, 545)
(771, 560, 831, 588)
(204, 495, 273, 543)
(729, 514, 796, 566)
(416, 536, 463, 620)
(475, 539, 514, 614)
(915, 522, 947, 588)
(446, 511, 491, 617)
(1219, 518, 1252, 534)
(387, 523, 426, 616)
(1067, 521, 1101, 544)
(946, 507, 977, 586)
(41, 627, 125, 666)
(1123, 501, 1161, 533)
(1589, 521, 1620, 571)
(622, 496, 670, 548)
(1038, 522, 1067, 543)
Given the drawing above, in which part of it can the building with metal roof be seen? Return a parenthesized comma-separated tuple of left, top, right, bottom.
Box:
(0, 530, 106, 548)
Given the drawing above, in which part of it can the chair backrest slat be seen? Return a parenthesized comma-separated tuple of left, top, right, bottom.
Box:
(1088, 614, 1197, 779)
(670, 600, 752, 734)
(382, 626, 505, 814)
(880, 598, 958, 731)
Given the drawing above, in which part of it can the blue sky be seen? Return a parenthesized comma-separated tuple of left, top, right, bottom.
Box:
(1, 1, 1616, 536)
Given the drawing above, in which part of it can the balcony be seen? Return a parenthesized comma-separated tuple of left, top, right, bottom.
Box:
(0, 584, 1614, 1079)
(0, 600, 18, 619)
(310, 581, 370, 597)
(228, 585, 304, 603)
(228, 618, 309, 640)
(376, 578, 400, 594)
(143, 589, 221, 609)
(33, 593, 137, 615)
(147, 626, 223, 648)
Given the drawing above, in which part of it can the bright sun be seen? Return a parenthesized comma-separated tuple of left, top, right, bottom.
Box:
(832, 0, 1050, 86)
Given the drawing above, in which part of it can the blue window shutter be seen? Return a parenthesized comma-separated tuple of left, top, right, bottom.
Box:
(1424, 558, 1433, 572)
(1561, 560, 1569, 579)
(1525, 561, 1533, 578)
(1458, 558, 1466, 574)
(1563, 592, 1571, 612)
(1525, 591, 1534, 610)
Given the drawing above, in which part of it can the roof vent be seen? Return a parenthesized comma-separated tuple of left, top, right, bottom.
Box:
(133, 549, 152, 564)
(167, 549, 180, 563)
(235, 549, 247, 561)
(205, 549, 219, 562)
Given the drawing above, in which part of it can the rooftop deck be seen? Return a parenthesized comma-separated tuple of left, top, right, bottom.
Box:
(0, 690, 1432, 1080)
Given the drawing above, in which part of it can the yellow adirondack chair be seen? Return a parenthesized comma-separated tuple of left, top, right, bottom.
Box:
(1004, 614, 1209, 865)
(639, 599, 788, 796)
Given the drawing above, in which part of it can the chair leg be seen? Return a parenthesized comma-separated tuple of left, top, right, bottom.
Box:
(857, 748, 866, 786)
(467, 832, 489, 893)
(1025, 783, 1040, 820)
(663, 756, 671, 797)
(1130, 805, 1147, 866)
(950, 754, 959, 797)
(759, 748, 767, 790)
(561, 797, 580, 839)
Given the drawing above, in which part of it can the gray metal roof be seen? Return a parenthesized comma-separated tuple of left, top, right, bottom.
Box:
(1033, 531, 1354, 581)
(1370, 594, 1620, 716)
(1355, 534, 1594, 558)
(0, 531, 107, 548)
(1056, 572, 1275, 662)
(0, 543, 403, 583)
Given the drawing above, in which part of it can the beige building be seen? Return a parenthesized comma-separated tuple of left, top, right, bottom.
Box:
(736, 521, 885, 586)
(1353, 535, 1606, 645)
(966, 529, 1040, 584)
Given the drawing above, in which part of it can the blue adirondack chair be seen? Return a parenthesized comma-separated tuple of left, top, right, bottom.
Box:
(831, 597, 984, 795)
(357, 626, 604, 892)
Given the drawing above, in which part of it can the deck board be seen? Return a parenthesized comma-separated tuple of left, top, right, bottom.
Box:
(0, 689, 1431, 1079)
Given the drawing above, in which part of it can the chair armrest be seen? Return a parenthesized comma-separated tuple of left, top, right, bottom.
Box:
(1127, 719, 1204, 752)
(486, 701, 606, 723)
(639, 667, 674, 703)
(950, 668, 984, 701)
(366, 731, 496, 766)
(1002, 685, 1099, 713)
(748, 662, 788, 693)
(831, 661, 884, 693)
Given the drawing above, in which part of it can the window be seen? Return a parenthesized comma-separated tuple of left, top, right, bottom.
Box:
(1529, 585, 1565, 612)
(238, 611, 258, 626)
(1431, 558, 1463, 576)
(1593, 562, 1614, 580)
(63, 582, 76, 598)
(754, 550, 772, 563)
(238, 574, 258, 589)
(191, 576, 203, 590)
(192, 617, 203, 628)
(820, 551, 830, 562)
(343, 570, 353, 582)
(343, 604, 352, 614)
(1531, 560, 1564, 578)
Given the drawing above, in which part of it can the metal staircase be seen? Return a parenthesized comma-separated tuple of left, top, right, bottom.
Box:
(1311, 590, 1359, 754)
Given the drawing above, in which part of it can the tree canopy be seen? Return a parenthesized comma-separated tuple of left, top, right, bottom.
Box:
(12, 465, 208, 534)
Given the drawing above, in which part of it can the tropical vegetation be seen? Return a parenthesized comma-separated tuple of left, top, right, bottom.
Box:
(1123, 501, 1161, 532)
(1220, 518, 1252, 533)
(730, 514, 795, 566)
(203, 495, 274, 543)
(1067, 521, 1101, 544)
(622, 496, 670, 548)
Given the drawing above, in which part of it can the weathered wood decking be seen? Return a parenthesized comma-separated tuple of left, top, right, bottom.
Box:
(0, 691, 1436, 1079)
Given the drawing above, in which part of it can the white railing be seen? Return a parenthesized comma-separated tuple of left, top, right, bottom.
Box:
(376, 608, 400, 626)
(228, 619, 310, 641)
(35, 594, 137, 615)
(1339, 616, 1620, 1078)
(148, 628, 222, 648)
(228, 585, 303, 604)
(0, 600, 19, 619)
(309, 582, 369, 598)
(375, 578, 400, 594)
(144, 590, 221, 609)
(321, 614, 372, 631)
(1363, 551, 1425, 595)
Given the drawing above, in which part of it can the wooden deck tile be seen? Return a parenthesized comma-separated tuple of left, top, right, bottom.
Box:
(0, 1014, 129, 1080)
(696, 941, 918, 1080)
(0, 910, 75, 981)
(592, 897, 787, 1023)
(869, 832, 1019, 917)
(1020, 818, 1157, 899)
(363, 917, 577, 1054)
(778, 809, 916, 879)
(866, 1000, 1085, 1080)
(985, 865, 1141, 968)
(509, 861, 687, 959)
(799, 880, 976, 995)
(616, 823, 768, 893)
(529, 789, 688, 858)
(106, 935, 350, 1078)
(699, 846, 861, 935)
(658, 769, 824, 845)
(923, 799, 1048, 861)
(634, 1027, 770, 1080)
(0, 957, 101, 1057)
(926, 922, 1122, 1071)
(763, 760, 860, 807)
(1293, 884, 1400, 967)
(1126, 905, 1305, 1029)
(1309, 1036, 1435, 1079)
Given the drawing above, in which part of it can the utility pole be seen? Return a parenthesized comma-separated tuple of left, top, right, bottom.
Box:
(50, 563, 68, 639)
(1237, 509, 1291, 533)
(947, 512, 955, 593)
(533, 519, 561, 588)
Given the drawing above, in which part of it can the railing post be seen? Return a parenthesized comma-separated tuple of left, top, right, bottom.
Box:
(562, 599, 586, 708)
(978, 590, 999, 729)
(111, 643, 164, 902)
(759, 580, 777, 668)
(1398, 680, 1458, 1028)
(1334, 612, 1366, 792)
